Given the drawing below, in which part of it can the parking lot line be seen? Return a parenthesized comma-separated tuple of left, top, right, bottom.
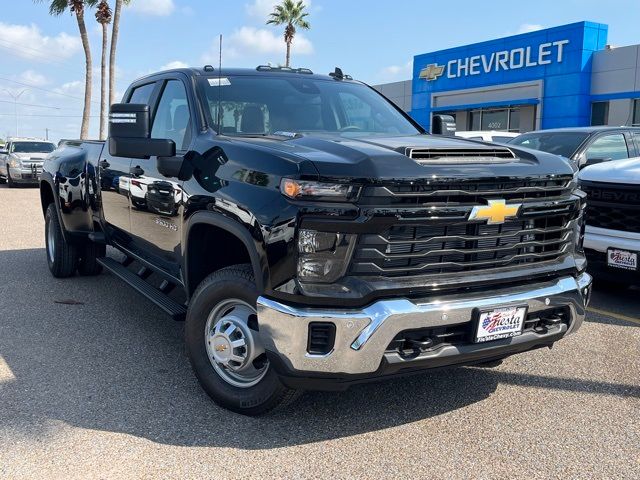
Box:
(587, 307, 640, 326)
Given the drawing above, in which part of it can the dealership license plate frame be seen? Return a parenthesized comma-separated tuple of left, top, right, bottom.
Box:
(473, 305, 528, 344)
(606, 248, 638, 271)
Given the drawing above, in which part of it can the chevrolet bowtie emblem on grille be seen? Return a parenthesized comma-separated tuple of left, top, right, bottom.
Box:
(419, 63, 445, 81)
(469, 199, 522, 225)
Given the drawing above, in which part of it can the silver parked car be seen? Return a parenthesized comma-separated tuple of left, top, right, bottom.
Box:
(0, 138, 57, 187)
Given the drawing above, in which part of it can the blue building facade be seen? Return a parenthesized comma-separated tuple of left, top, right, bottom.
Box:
(410, 22, 611, 132)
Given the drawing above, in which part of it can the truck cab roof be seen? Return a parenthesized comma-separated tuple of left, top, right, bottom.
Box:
(133, 66, 358, 85)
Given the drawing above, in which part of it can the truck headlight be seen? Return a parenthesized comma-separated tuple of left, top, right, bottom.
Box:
(281, 179, 359, 202)
(297, 230, 356, 283)
(8, 158, 21, 168)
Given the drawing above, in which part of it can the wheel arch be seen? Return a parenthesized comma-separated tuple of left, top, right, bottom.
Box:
(183, 211, 269, 297)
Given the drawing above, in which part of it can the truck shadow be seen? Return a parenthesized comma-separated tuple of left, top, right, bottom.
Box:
(0, 248, 638, 449)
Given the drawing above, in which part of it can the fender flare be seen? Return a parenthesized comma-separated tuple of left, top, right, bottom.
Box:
(182, 210, 269, 295)
(39, 172, 71, 244)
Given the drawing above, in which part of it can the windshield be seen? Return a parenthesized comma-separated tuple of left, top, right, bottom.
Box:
(508, 132, 589, 158)
(199, 75, 421, 137)
(11, 142, 56, 154)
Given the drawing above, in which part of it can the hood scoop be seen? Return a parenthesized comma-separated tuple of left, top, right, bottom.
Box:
(406, 146, 516, 164)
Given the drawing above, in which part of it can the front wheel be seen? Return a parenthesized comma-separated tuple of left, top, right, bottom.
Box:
(185, 264, 300, 415)
(7, 169, 15, 188)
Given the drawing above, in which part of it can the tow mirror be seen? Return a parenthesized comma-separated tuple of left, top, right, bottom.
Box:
(432, 115, 456, 136)
(108, 103, 175, 159)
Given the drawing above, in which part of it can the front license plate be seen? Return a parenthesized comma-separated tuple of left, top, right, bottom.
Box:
(607, 248, 638, 271)
(474, 306, 527, 343)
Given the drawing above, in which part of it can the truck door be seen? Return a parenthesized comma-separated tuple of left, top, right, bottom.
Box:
(128, 78, 192, 270)
(101, 81, 158, 236)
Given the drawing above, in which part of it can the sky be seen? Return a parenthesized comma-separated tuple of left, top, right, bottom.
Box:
(1, 0, 638, 142)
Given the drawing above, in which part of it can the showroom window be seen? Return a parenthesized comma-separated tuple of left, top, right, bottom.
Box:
(591, 102, 609, 126)
(468, 107, 521, 132)
(633, 99, 640, 127)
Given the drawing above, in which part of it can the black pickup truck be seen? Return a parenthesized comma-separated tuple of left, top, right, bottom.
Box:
(40, 66, 592, 415)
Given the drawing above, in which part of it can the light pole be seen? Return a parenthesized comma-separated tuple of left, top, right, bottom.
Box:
(3, 89, 28, 137)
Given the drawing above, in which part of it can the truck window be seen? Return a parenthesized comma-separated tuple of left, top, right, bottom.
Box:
(128, 82, 156, 105)
(200, 76, 420, 137)
(631, 132, 640, 155)
(585, 134, 629, 161)
(151, 80, 192, 150)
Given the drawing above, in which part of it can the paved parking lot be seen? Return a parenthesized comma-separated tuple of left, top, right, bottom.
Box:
(0, 184, 638, 479)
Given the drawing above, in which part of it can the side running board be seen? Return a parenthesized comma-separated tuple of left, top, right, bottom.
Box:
(97, 257, 187, 321)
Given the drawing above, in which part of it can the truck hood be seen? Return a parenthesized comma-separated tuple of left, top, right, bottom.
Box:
(235, 133, 574, 182)
(579, 157, 640, 185)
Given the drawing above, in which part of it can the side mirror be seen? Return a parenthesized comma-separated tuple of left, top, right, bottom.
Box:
(583, 157, 612, 168)
(0, 149, 8, 155)
(108, 103, 176, 159)
(432, 115, 456, 136)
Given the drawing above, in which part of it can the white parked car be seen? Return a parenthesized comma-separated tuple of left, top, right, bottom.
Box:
(579, 158, 640, 288)
(455, 131, 519, 143)
(0, 138, 56, 187)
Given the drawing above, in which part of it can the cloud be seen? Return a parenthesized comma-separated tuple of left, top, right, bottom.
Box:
(19, 70, 49, 87)
(160, 60, 189, 70)
(204, 26, 313, 64)
(246, 0, 313, 20)
(376, 60, 412, 82)
(514, 24, 545, 35)
(0, 22, 81, 61)
(128, 0, 176, 16)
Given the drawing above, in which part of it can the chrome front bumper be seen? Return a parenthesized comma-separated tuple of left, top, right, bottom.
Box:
(257, 273, 593, 376)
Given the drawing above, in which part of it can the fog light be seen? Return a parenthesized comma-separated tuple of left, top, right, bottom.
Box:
(297, 229, 356, 283)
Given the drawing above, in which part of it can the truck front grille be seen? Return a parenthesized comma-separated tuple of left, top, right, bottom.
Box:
(581, 181, 640, 234)
(350, 176, 578, 278)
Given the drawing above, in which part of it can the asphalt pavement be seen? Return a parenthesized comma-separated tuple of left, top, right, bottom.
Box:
(0, 184, 638, 479)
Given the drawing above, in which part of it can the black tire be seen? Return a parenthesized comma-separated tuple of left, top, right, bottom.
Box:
(0, 174, 6, 185)
(7, 169, 15, 188)
(185, 264, 301, 416)
(45, 203, 78, 278)
(77, 240, 106, 276)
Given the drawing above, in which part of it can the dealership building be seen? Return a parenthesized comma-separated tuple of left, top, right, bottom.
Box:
(374, 21, 640, 133)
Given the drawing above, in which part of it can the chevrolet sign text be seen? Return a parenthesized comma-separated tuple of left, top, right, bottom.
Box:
(444, 40, 570, 79)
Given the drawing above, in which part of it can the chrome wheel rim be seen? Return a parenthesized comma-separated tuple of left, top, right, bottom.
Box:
(204, 299, 268, 388)
(46, 218, 55, 263)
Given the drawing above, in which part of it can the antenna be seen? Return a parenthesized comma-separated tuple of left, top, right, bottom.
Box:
(217, 34, 223, 132)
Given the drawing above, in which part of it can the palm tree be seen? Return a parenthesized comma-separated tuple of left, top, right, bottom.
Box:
(109, 0, 130, 109)
(37, 0, 93, 139)
(94, 0, 112, 140)
(266, 0, 310, 68)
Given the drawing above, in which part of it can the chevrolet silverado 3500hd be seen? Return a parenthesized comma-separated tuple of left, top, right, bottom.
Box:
(40, 66, 592, 415)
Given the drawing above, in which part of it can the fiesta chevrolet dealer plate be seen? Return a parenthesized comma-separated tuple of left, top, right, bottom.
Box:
(474, 306, 527, 343)
(607, 248, 638, 271)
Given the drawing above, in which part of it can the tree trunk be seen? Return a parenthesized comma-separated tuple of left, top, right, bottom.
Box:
(285, 41, 291, 68)
(76, 10, 92, 139)
(109, 0, 123, 108)
(99, 23, 108, 140)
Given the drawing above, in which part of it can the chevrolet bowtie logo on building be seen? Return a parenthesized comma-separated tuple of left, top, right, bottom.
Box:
(419, 63, 445, 81)
(469, 199, 522, 225)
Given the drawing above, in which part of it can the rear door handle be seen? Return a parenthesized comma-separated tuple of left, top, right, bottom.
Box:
(99, 159, 110, 168)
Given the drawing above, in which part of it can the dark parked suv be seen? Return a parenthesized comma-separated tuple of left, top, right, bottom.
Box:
(508, 126, 640, 168)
